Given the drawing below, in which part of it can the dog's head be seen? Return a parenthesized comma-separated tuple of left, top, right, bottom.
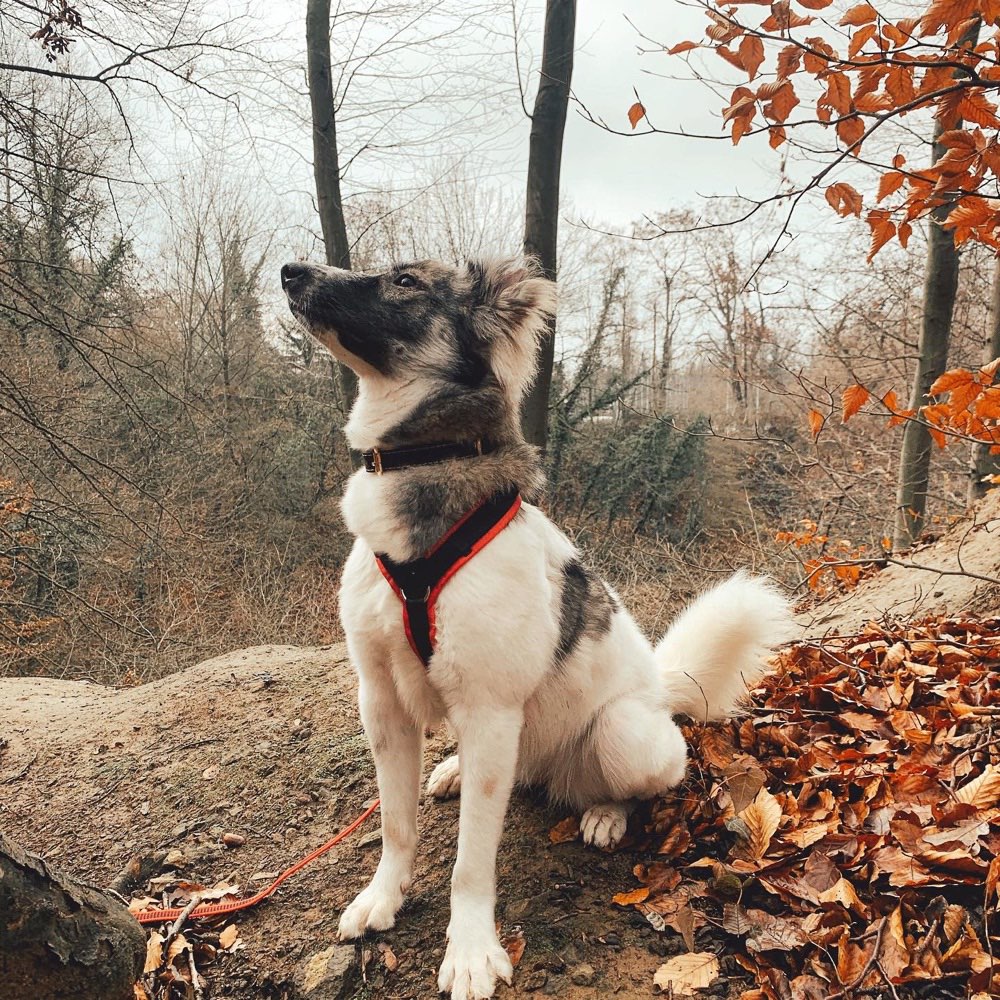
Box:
(281, 257, 556, 412)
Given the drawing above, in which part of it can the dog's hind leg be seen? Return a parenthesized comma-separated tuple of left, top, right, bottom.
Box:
(576, 695, 687, 849)
(338, 670, 422, 940)
(427, 754, 461, 799)
(580, 801, 634, 848)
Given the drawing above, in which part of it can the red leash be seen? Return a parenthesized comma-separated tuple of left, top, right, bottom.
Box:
(134, 799, 380, 925)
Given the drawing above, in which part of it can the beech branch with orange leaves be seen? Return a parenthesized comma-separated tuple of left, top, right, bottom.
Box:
(623, 0, 1000, 255)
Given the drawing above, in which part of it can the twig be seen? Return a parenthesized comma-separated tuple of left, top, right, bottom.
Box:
(188, 947, 205, 1000)
(827, 917, 887, 999)
(875, 960, 902, 1000)
(164, 894, 201, 948)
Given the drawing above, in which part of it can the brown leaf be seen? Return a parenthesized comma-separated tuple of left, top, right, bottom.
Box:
(548, 816, 579, 843)
(653, 952, 720, 994)
(501, 927, 526, 968)
(218, 924, 239, 951)
(627, 101, 646, 129)
(740, 788, 782, 861)
(956, 764, 1000, 810)
(725, 764, 767, 813)
(144, 931, 165, 975)
(378, 941, 399, 972)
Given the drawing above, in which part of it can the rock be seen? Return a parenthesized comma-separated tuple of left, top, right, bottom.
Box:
(296, 943, 359, 999)
(222, 832, 245, 848)
(569, 962, 595, 986)
(357, 828, 382, 849)
(523, 968, 548, 991)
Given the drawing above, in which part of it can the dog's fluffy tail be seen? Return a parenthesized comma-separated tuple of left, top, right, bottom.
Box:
(655, 571, 797, 722)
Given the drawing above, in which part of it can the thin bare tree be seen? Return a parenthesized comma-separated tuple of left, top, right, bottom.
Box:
(521, 0, 576, 449)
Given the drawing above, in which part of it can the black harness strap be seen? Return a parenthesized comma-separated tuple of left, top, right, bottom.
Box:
(375, 487, 522, 667)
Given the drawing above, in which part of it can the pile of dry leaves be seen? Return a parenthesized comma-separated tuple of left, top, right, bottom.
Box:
(130, 880, 244, 999)
(608, 616, 1000, 998)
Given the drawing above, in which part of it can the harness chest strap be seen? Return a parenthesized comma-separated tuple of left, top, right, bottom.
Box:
(374, 487, 522, 666)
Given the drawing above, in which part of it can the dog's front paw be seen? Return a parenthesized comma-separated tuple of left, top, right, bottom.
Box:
(338, 882, 403, 940)
(437, 928, 513, 1000)
(580, 802, 629, 849)
(427, 754, 461, 799)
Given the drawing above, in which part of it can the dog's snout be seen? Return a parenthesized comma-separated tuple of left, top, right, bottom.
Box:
(281, 262, 309, 291)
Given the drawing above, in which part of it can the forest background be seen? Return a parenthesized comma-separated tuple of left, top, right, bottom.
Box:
(3, 0, 999, 686)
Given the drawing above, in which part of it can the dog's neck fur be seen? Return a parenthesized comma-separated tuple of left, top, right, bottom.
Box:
(341, 373, 543, 561)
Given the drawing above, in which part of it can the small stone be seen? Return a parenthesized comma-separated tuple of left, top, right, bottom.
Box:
(357, 828, 382, 849)
(602, 932, 621, 946)
(222, 832, 245, 848)
(297, 943, 358, 999)
(523, 969, 548, 991)
(569, 963, 595, 987)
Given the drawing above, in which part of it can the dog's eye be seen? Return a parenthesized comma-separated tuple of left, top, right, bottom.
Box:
(394, 273, 419, 288)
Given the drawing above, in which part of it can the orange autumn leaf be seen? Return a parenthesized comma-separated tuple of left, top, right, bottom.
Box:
(808, 409, 825, 439)
(548, 817, 579, 843)
(877, 172, 905, 202)
(826, 182, 863, 217)
(613, 887, 651, 906)
(839, 1, 879, 26)
(627, 102, 646, 129)
(930, 368, 976, 396)
(842, 383, 870, 421)
(739, 35, 765, 81)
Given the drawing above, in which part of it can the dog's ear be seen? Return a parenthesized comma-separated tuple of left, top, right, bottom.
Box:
(466, 258, 557, 404)
(467, 257, 557, 342)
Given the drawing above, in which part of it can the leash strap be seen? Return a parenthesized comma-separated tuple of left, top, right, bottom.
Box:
(375, 488, 522, 666)
(363, 438, 494, 474)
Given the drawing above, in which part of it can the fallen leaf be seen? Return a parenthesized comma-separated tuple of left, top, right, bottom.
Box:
(724, 764, 767, 813)
(144, 931, 165, 974)
(613, 887, 650, 906)
(378, 941, 398, 972)
(218, 924, 239, 950)
(653, 952, 720, 994)
(501, 926, 526, 967)
(548, 816, 579, 844)
(739, 788, 782, 861)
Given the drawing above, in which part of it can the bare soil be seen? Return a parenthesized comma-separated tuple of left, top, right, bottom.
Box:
(0, 646, 684, 1000)
(2, 490, 999, 1000)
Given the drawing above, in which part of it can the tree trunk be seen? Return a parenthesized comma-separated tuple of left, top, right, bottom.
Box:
(306, 0, 357, 406)
(893, 148, 960, 548)
(968, 257, 1000, 503)
(520, 0, 576, 449)
(0, 832, 146, 1000)
(893, 22, 980, 548)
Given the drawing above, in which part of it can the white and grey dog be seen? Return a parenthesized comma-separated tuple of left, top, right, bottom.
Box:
(282, 256, 794, 1000)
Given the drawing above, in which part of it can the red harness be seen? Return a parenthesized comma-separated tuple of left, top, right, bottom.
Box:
(375, 487, 522, 666)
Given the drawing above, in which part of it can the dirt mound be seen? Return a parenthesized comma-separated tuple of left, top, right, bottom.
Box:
(798, 488, 1000, 635)
(0, 646, 669, 999)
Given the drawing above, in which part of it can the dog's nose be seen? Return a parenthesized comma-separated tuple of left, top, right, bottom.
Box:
(281, 262, 309, 291)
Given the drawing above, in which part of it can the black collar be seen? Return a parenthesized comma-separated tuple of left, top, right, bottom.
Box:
(362, 438, 494, 474)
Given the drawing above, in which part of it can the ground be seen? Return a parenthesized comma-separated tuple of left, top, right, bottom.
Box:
(1, 491, 999, 1000)
(0, 646, 679, 999)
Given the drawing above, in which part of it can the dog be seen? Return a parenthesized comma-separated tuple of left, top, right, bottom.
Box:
(281, 255, 795, 1000)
